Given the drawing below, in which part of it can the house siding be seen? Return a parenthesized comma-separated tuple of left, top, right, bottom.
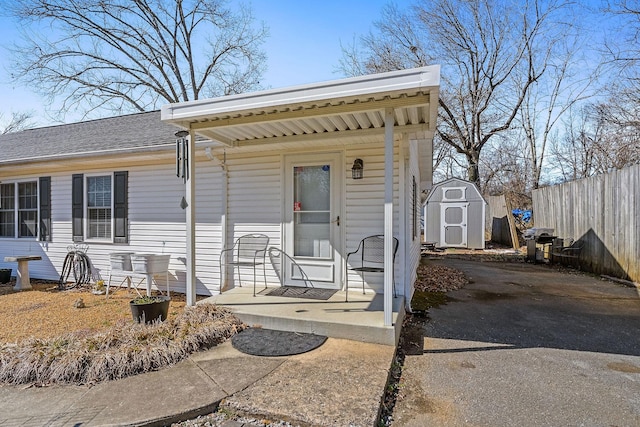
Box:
(225, 152, 282, 286)
(406, 140, 423, 305)
(0, 161, 225, 296)
(344, 142, 401, 294)
(1, 138, 416, 298)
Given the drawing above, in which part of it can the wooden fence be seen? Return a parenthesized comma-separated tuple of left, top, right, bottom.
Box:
(485, 195, 519, 249)
(532, 164, 640, 282)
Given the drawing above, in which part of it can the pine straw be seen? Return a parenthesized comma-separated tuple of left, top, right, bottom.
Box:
(0, 303, 245, 386)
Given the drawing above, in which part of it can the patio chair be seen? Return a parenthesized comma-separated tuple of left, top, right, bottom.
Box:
(268, 246, 313, 288)
(219, 234, 269, 296)
(345, 235, 398, 302)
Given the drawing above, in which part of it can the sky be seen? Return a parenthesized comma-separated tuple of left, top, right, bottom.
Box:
(0, 0, 407, 128)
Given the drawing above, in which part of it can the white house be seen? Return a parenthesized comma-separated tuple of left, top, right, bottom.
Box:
(0, 66, 440, 339)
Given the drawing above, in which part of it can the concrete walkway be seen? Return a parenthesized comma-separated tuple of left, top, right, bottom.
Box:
(0, 338, 394, 426)
(392, 258, 640, 426)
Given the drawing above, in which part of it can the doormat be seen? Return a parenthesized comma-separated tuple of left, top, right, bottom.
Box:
(261, 286, 338, 300)
(231, 328, 328, 356)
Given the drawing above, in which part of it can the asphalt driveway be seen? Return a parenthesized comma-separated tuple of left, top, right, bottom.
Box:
(392, 258, 640, 426)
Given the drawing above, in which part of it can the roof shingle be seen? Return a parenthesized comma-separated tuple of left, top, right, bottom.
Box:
(0, 111, 179, 164)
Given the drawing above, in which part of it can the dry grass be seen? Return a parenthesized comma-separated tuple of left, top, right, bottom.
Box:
(0, 278, 245, 386)
(0, 279, 193, 344)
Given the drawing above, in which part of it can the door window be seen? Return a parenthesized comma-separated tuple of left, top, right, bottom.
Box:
(293, 165, 331, 258)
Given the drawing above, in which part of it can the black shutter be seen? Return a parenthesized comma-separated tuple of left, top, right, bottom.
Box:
(72, 174, 84, 242)
(39, 176, 51, 242)
(113, 171, 128, 244)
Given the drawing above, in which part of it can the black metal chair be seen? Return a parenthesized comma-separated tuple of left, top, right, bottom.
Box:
(219, 234, 269, 296)
(268, 246, 313, 288)
(345, 235, 399, 302)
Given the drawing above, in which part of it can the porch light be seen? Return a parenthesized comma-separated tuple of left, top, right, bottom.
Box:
(351, 158, 364, 179)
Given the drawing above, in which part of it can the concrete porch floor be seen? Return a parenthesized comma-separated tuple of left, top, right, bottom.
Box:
(200, 286, 405, 346)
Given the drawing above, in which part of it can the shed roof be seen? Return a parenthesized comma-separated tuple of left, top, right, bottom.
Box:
(427, 177, 487, 203)
(0, 111, 178, 166)
(161, 66, 440, 148)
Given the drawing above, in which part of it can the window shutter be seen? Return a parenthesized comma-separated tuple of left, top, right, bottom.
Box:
(113, 171, 128, 244)
(72, 174, 84, 242)
(39, 176, 51, 242)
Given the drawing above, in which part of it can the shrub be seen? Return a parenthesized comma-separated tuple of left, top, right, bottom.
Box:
(0, 303, 244, 386)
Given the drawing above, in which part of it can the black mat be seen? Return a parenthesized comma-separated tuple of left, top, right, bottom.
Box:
(231, 328, 328, 356)
(260, 286, 337, 300)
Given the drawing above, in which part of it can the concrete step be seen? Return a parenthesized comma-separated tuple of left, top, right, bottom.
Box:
(200, 287, 404, 346)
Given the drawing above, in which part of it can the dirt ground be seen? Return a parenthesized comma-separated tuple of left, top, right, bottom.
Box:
(0, 278, 193, 344)
(0, 248, 515, 345)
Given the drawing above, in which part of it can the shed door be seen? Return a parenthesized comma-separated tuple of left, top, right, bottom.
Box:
(441, 203, 468, 247)
(283, 153, 342, 289)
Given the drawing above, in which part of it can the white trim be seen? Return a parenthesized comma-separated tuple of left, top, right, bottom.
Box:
(398, 136, 407, 305)
(219, 151, 229, 293)
(384, 108, 394, 326)
(440, 202, 469, 248)
(0, 179, 40, 240)
(162, 66, 440, 123)
(282, 152, 343, 289)
(186, 130, 197, 306)
(441, 186, 467, 202)
(84, 173, 114, 243)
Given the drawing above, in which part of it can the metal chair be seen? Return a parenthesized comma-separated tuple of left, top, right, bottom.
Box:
(219, 234, 269, 296)
(345, 235, 398, 302)
(268, 246, 313, 288)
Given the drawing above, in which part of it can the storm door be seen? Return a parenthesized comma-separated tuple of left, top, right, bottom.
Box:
(283, 153, 342, 288)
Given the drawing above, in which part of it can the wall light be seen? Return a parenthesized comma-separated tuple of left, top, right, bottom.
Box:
(351, 158, 364, 180)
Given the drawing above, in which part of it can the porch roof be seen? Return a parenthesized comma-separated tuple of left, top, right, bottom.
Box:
(160, 66, 440, 146)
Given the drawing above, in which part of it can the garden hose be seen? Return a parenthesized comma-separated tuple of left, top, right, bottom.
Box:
(59, 251, 93, 289)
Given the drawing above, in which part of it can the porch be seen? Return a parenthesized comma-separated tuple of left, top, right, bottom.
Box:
(201, 286, 405, 346)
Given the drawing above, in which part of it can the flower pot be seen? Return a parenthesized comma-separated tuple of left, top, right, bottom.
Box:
(0, 269, 11, 284)
(129, 296, 170, 324)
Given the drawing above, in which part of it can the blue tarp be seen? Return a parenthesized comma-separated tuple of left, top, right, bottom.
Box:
(512, 208, 532, 224)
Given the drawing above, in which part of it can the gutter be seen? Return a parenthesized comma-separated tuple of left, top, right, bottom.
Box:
(0, 144, 176, 166)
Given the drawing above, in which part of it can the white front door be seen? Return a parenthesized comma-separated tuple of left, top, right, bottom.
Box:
(284, 153, 342, 288)
(441, 203, 468, 247)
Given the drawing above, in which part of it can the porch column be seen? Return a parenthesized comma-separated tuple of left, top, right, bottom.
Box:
(384, 107, 394, 326)
(186, 129, 197, 306)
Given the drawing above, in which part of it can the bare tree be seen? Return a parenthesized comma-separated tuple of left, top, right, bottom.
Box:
(9, 0, 268, 119)
(0, 111, 36, 134)
(604, 1, 640, 75)
(340, 0, 574, 186)
(550, 106, 601, 180)
(518, 33, 597, 190)
(549, 97, 640, 182)
(545, 1, 640, 180)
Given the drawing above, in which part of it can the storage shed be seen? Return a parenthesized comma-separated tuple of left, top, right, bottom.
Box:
(424, 178, 486, 249)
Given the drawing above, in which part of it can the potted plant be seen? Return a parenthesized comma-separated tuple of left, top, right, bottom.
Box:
(129, 295, 171, 324)
(0, 268, 11, 284)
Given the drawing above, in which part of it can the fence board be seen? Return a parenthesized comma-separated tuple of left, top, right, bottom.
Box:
(532, 164, 640, 282)
(486, 195, 516, 247)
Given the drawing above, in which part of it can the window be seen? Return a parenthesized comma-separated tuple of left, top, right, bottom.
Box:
(72, 172, 127, 243)
(0, 181, 40, 238)
(87, 175, 112, 239)
(18, 182, 38, 237)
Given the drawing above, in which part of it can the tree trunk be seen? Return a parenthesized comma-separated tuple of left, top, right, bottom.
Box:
(467, 151, 481, 186)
